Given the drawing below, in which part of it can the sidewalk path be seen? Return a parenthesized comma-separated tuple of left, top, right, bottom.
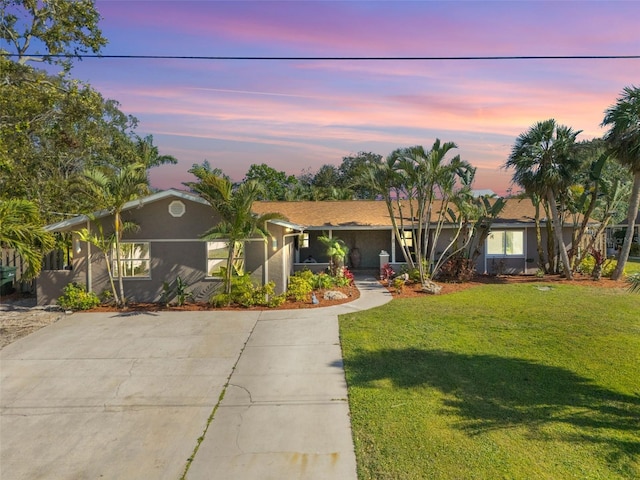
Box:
(0, 275, 391, 480)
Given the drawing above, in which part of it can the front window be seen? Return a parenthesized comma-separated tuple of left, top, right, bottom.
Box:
(487, 230, 524, 256)
(206, 241, 244, 277)
(112, 242, 150, 278)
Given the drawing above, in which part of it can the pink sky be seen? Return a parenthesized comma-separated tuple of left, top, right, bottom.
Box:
(69, 1, 640, 196)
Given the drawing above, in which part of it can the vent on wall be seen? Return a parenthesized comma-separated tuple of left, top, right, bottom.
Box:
(168, 200, 186, 217)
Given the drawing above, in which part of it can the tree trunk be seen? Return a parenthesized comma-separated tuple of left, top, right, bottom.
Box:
(115, 212, 126, 306)
(547, 190, 574, 279)
(612, 171, 640, 280)
(533, 199, 547, 272)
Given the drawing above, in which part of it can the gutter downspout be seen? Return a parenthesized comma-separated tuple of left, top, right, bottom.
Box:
(282, 232, 303, 293)
(86, 219, 92, 292)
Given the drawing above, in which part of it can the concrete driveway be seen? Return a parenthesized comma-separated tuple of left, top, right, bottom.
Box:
(1, 311, 258, 480)
(0, 277, 390, 480)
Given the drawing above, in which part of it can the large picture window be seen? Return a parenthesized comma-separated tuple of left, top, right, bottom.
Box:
(487, 230, 524, 256)
(206, 241, 244, 277)
(112, 242, 150, 278)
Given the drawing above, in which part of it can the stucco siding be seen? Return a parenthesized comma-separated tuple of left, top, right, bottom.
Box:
(120, 198, 215, 240)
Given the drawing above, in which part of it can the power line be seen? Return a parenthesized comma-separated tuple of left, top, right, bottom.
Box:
(2, 53, 640, 61)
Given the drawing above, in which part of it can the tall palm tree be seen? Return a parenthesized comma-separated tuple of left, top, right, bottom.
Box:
(396, 141, 475, 283)
(82, 163, 149, 306)
(185, 164, 285, 295)
(505, 119, 582, 279)
(602, 85, 640, 280)
(0, 198, 55, 279)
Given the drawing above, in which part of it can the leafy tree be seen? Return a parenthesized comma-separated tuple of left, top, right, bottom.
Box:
(566, 139, 632, 270)
(338, 152, 384, 199)
(80, 163, 148, 306)
(602, 85, 640, 280)
(505, 119, 582, 279)
(185, 163, 285, 295)
(0, 198, 55, 278)
(312, 164, 341, 189)
(243, 163, 298, 200)
(1, 0, 107, 71)
(0, 58, 175, 223)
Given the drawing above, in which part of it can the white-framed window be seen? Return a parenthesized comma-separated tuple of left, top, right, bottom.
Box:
(206, 241, 244, 277)
(112, 242, 151, 278)
(401, 230, 414, 248)
(487, 230, 524, 256)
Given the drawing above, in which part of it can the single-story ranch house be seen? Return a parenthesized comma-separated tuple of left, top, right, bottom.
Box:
(37, 189, 596, 305)
(606, 211, 640, 256)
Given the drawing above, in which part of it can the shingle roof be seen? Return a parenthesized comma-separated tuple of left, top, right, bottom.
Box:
(252, 198, 545, 228)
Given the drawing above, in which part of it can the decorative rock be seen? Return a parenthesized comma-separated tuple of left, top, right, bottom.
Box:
(323, 290, 348, 300)
(421, 280, 442, 295)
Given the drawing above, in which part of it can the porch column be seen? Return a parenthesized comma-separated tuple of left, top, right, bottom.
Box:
(390, 229, 396, 263)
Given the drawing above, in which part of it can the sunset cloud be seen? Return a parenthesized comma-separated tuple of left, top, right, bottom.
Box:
(76, 0, 640, 196)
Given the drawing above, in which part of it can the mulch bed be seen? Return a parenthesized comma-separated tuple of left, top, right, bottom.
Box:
(382, 273, 629, 298)
(86, 285, 360, 312)
(88, 274, 628, 312)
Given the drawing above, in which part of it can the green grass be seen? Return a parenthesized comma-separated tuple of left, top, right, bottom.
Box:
(339, 283, 640, 480)
(625, 258, 640, 275)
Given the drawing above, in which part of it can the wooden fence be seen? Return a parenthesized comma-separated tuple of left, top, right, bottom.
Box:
(1, 243, 69, 295)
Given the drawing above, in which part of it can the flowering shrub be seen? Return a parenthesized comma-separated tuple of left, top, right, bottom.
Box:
(334, 266, 355, 287)
(381, 263, 395, 284)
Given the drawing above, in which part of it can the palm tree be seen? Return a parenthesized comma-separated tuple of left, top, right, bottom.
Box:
(0, 199, 55, 279)
(134, 134, 178, 169)
(317, 235, 349, 275)
(505, 119, 582, 279)
(81, 163, 148, 306)
(602, 85, 640, 280)
(75, 216, 138, 306)
(185, 164, 285, 295)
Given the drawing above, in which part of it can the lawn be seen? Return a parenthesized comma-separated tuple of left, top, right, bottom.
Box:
(339, 283, 640, 480)
(625, 257, 640, 274)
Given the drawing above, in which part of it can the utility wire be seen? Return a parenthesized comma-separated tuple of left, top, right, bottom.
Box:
(2, 53, 640, 61)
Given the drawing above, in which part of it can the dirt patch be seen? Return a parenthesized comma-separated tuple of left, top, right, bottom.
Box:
(0, 295, 66, 350)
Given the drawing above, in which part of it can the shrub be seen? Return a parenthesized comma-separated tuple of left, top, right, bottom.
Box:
(288, 274, 313, 302)
(313, 272, 333, 289)
(210, 292, 231, 307)
(630, 243, 640, 257)
(437, 257, 475, 282)
(57, 282, 100, 311)
(230, 275, 277, 307)
(267, 293, 287, 307)
(381, 263, 395, 284)
(333, 266, 355, 287)
(392, 276, 405, 294)
(161, 276, 193, 306)
(209, 276, 281, 308)
(399, 265, 422, 283)
(579, 254, 620, 278)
